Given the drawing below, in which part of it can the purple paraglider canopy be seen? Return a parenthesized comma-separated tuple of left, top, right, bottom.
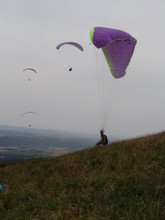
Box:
(90, 27, 137, 78)
(56, 42, 84, 51)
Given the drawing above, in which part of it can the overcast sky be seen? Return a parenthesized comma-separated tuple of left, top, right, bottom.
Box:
(0, 0, 165, 138)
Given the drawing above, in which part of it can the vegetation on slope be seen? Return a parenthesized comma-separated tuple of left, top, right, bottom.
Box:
(0, 132, 165, 219)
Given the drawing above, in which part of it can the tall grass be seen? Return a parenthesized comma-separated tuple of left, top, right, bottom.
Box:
(0, 132, 165, 219)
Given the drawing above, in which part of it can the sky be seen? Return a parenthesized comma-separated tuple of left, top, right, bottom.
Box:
(0, 0, 165, 139)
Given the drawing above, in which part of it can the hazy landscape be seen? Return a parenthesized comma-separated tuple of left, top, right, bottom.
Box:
(0, 125, 98, 162)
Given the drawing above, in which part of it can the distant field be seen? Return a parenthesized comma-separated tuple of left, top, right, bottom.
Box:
(0, 146, 74, 162)
(0, 125, 96, 162)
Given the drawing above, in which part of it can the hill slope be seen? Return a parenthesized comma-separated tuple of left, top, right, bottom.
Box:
(0, 132, 165, 219)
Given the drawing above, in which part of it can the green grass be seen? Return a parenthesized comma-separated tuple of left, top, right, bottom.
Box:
(0, 132, 165, 219)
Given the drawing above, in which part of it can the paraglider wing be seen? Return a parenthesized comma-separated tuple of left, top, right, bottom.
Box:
(56, 42, 84, 51)
(90, 27, 137, 78)
(23, 68, 37, 73)
(102, 38, 136, 78)
(21, 111, 39, 117)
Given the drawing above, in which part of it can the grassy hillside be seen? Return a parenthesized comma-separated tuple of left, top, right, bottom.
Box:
(0, 132, 165, 219)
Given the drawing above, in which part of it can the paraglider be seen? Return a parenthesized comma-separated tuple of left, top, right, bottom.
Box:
(56, 42, 83, 72)
(23, 68, 37, 81)
(90, 27, 137, 78)
(21, 112, 39, 127)
(96, 130, 108, 146)
(90, 27, 137, 131)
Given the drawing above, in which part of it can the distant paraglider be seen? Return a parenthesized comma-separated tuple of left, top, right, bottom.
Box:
(56, 42, 83, 72)
(23, 68, 37, 81)
(21, 111, 39, 127)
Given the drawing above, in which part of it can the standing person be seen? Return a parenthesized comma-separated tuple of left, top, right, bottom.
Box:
(96, 130, 108, 146)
